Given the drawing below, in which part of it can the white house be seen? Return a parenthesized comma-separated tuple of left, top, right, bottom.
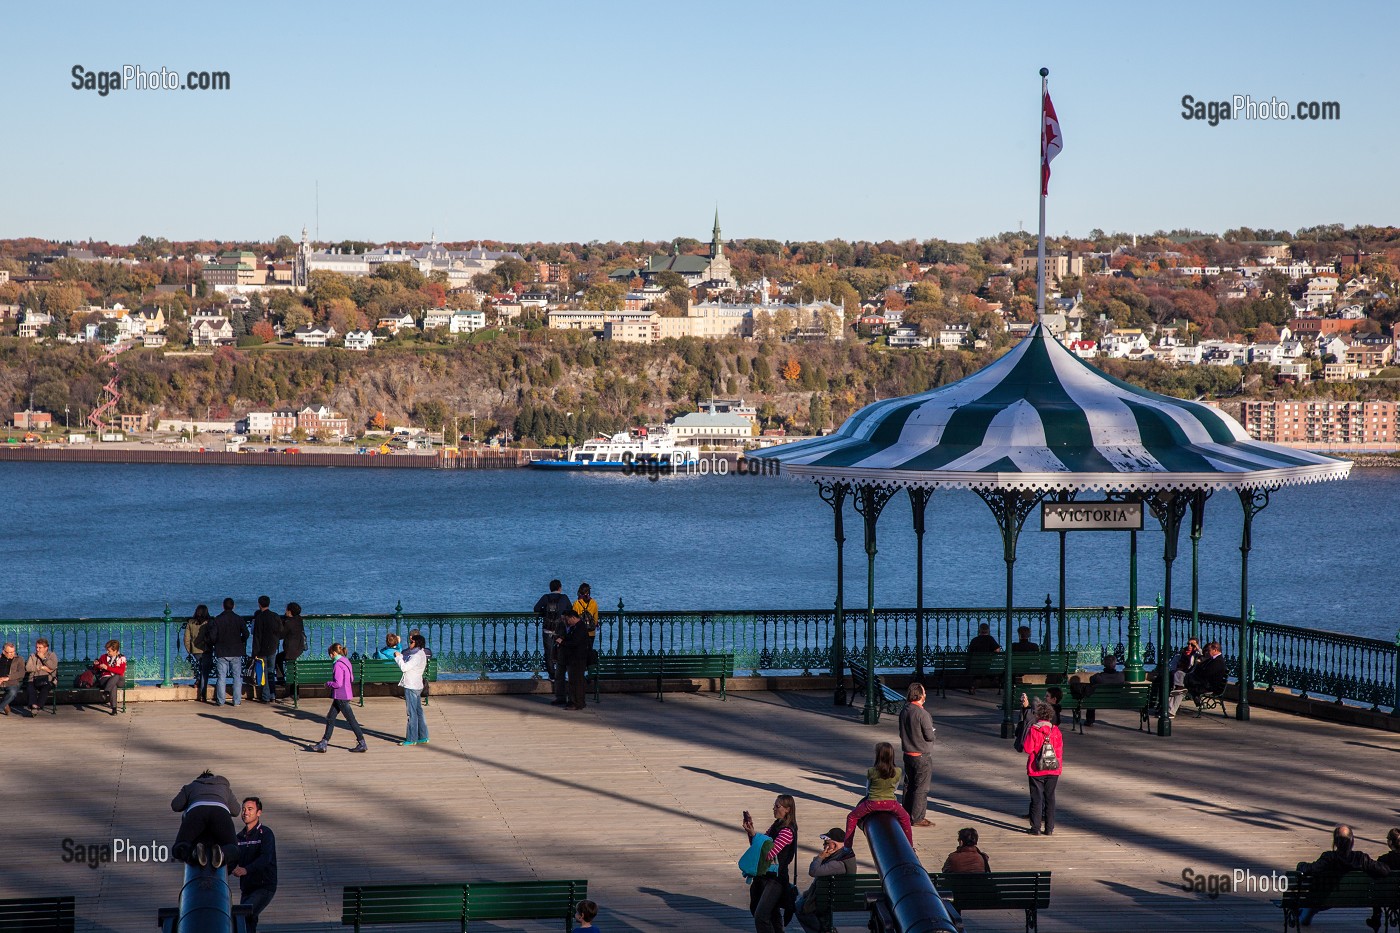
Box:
(449, 310, 487, 334)
(938, 323, 969, 349)
(344, 330, 376, 351)
(377, 313, 417, 334)
(887, 325, 933, 349)
(1171, 344, 1203, 366)
(421, 309, 453, 330)
(292, 325, 337, 347)
(190, 315, 234, 347)
(17, 310, 53, 339)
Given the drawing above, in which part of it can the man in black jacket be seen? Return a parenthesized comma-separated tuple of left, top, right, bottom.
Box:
(557, 610, 591, 711)
(171, 770, 240, 868)
(210, 598, 249, 707)
(533, 579, 571, 703)
(232, 797, 277, 933)
(249, 596, 283, 703)
(1296, 824, 1390, 926)
(1185, 641, 1228, 700)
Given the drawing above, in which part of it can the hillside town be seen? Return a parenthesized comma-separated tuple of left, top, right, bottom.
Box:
(4, 221, 1400, 448)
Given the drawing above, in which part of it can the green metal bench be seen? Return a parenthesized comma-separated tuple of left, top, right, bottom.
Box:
(341, 879, 587, 932)
(1024, 675, 1153, 734)
(286, 658, 342, 709)
(0, 896, 75, 932)
(932, 650, 1078, 697)
(847, 660, 906, 716)
(810, 871, 1052, 933)
(1275, 869, 1400, 931)
(591, 652, 733, 702)
(930, 870, 1052, 933)
(808, 871, 886, 916)
(359, 657, 440, 706)
(49, 659, 128, 713)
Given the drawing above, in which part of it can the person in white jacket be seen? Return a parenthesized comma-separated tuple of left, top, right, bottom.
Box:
(393, 633, 429, 746)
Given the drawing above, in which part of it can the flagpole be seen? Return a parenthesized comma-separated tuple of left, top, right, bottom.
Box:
(1036, 66, 1048, 324)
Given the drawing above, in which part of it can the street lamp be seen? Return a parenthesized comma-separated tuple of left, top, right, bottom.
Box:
(64, 406, 70, 431)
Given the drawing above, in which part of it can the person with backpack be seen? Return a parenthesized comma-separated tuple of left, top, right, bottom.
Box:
(1022, 700, 1063, 836)
(573, 582, 599, 657)
(250, 596, 283, 703)
(742, 795, 799, 933)
(185, 605, 213, 702)
(533, 579, 571, 704)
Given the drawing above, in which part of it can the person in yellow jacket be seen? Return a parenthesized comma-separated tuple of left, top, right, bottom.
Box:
(573, 583, 599, 643)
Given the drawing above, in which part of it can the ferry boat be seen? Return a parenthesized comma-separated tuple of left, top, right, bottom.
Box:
(528, 428, 701, 471)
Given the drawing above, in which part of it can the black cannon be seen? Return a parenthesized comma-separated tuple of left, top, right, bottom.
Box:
(156, 862, 250, 933)
(861, 811, 960, 933)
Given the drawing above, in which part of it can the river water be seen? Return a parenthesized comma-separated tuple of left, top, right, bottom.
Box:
(0, 462, 1391, 641)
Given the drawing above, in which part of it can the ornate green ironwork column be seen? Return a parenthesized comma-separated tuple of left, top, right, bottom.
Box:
(975, 487, 1043, 738)
(1189, 492, 1208, 641)
(161, 602, 173, 687)
(854, 483, 894, 725)
(908, 487, 931, 680)
(1127, 526, 1142, 680)
(1053, 490, 1073, 654)
(819, 481, 850, 705)
(615, 598, 626, 657)
(1237, 487, 1270, 721)
(1146, 491, 1190, 737)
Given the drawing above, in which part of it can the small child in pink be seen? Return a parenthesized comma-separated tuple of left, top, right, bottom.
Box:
(845, 741, 914, 847)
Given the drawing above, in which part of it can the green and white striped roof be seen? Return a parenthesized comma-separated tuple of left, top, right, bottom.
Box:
(752, 325, 1350, 492)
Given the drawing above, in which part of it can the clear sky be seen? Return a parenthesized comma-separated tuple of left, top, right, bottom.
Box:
(5, 0, 1397, 245)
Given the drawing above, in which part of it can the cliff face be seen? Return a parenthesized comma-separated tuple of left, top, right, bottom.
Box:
(0, 336, 959, 437)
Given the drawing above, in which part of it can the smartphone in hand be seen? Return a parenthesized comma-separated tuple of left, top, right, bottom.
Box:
(742, 810, 752, 824)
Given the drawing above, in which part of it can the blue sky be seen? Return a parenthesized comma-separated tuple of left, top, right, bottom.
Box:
(5, 1, 1397, 245)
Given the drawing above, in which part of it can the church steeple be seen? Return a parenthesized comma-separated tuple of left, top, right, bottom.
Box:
(711, 208, 723, 258)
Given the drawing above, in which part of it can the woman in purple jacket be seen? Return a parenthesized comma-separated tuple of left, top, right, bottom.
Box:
(308, 643, 366, 753)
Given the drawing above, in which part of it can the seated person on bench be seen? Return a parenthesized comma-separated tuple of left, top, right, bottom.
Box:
(967, 623, 1001, 653)
(1295, 823, 1391, 927)
(1010, 626, 1039, 653)
(1183, 641, 1227, 705)
(1082, 655, 1125, 726)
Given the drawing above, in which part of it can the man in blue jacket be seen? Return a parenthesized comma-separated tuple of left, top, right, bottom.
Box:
(232, 797, 277, 932)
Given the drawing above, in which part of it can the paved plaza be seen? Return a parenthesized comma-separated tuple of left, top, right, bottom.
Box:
(5, 685, 1397, 931)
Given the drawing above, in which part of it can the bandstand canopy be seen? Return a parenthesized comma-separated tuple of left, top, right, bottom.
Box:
(751, 324, 1351, 493)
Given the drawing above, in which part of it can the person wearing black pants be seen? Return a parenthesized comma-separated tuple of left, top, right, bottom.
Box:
(1021, 701, 1063, 836)
(898, 682, 937, 827)
(308, 643, 366, 753)
(533, 579, 571, 703)
(171, 770, 240, 868)
(744, 795, 799, 933)
(557, 610, 590, 710)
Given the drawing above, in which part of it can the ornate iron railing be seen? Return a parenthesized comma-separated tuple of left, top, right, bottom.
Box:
(1165, 607, 1397, 711)
(1, 602, 1395, 713)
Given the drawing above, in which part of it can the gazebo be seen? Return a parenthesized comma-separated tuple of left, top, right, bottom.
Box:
(749, 324, 1351, 736)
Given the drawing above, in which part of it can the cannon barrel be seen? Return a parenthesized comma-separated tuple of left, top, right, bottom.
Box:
(861, 811, 959, 933)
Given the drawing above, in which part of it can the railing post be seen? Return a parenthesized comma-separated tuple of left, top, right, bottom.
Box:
(1043, 594, 1053, 654)
(1392, 627, 1399, 716)
(161, 602, 174, 687)
(394, 600, 404, 636)
(615, 598, 625, 657)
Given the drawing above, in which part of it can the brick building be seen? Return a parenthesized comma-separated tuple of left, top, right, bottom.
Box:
(1241, 399, 1397, 445)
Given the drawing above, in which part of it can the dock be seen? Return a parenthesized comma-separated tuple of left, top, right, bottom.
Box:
(5, 687, 1395, 930)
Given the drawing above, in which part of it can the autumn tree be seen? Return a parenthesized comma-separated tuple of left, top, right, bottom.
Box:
(370, 411, 388, 430)
(251, 321, 276, 343)
(783, 358, 802, 382)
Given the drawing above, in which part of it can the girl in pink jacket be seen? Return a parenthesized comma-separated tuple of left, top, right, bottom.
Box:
(1022, 700, 1063, 836)
(308, 643, 366, 753)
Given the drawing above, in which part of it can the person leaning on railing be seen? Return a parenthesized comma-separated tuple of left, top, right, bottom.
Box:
(275, 603, 306, 690)
(185, 605, 213, 702)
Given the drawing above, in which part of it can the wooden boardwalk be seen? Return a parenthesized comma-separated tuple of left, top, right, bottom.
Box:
(4, 686, 1397, 931)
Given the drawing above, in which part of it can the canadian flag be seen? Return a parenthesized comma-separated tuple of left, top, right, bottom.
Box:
(1041, 91, 1062, 196)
